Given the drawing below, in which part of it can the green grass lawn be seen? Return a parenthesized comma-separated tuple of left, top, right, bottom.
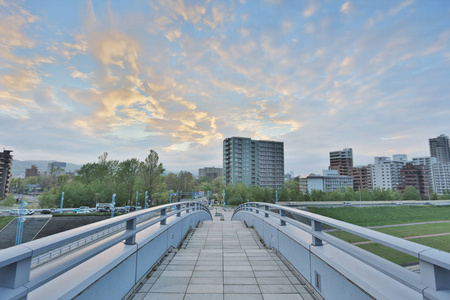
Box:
(357, 235, 450, 265)
(307, 206, 450, 227)
(0, 216, 16, 231)
(308, 206, 450, 264)
(329, 222, 450, 243)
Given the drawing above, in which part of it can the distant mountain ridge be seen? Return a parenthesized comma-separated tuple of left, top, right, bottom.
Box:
(11, 160, 83, 177)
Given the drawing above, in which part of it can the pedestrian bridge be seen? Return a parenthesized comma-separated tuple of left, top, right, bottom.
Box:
(0, 202, 449, 300)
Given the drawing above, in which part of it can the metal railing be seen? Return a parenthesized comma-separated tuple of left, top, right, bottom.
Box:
(30, 211, 159, 269)
(232, 202, 450, 299)
(0, 201, 212, 299)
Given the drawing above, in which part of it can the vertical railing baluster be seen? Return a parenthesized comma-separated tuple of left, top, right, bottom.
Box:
(177, 204, 181, 217)
(312, 220, 323, 246)
(160, 208, 167, 225)
(280, 209, 286, 226)
(265, 205, 269, 218)
(125, 217, 137, 245)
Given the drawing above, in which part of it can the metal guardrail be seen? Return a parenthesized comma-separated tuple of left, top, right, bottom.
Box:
(232, 202, 450, 298)
(0, 201, 212, 299)
(30, 211, 159, 269)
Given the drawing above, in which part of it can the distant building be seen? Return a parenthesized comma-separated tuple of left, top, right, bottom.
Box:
(284, 171, 295, 181)
(352, 166, 369, 191)
(223, 137, 284, 189)
(198, 167, 223, 181)
(25, 165, 39, 179)
(329, 148, 353, 176)
(299, 176, 308, 193)
(370, 156, 407, 191)
(0, 150, 13, 198)
(412, 156, 437, 192)
(47, 161, 66, 175)
(430, 163, 450, 195)
(398, 163, 430, 199)
(429, 134, 450, 163)
(307, 170, 353, 193)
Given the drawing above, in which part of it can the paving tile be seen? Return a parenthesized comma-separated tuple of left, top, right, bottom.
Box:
(184, 294, 223, 300)
(189, 277, 223, 285)
(254, 271, 287, 277)
(224, 284, 260, 294)
(160, 270, 193, 277)
(259, 285, 298, 294)
(224, 277, 258, 285)
(148, 283, 188, 293)
(154, 277, 191, 285)
(224, 294, 263, 300)
(256, 277, 291, 285)
(224, 271, 255, 278)
(187, 284, 224, 293)
(224, 265, 253, 271)
(143, 293, 184, 300)
(262, 294, 303, 300)
(192, 271, 223, 278)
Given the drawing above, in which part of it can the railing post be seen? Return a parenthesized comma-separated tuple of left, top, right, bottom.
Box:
(312, 220, 323, 246)
(265, 205, 269, 218)
(125, 218, 137, 245)
(0, 255, 31, 289)
(160, 208, 167, 225)
(177, 204, 181, 217)
(280, 209, 286, 226)
(419, 251, 450, 292)
(186, 203, 190, 213)
(256, 204, 259, 214)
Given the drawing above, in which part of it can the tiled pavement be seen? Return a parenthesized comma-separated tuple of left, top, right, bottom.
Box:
(130, 220, 316, 300)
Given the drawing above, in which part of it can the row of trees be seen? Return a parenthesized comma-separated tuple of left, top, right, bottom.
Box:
(3, 149, 449, 209)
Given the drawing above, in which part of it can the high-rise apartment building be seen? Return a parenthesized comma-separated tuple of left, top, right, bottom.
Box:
(0, 150, 13, 198)
(398, 163, 430, 199)
(370, 155, 407, 190)
(412, 156, 437, 192)
(430, 163, 450, 195)
(352, 166, 369, 191)
(429, 134, 450, 163)
(329, 148, 353, 176)
(223, 137, 284, 189)
(198, 167, 223, 181)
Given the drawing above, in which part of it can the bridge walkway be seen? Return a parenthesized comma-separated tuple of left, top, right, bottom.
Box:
(129, 218, 316, 300)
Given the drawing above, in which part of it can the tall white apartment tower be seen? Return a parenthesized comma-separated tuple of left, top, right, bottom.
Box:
(370, 155, 407, 190)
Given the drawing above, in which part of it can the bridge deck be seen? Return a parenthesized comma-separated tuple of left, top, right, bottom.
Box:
(130, 219, 315, 300)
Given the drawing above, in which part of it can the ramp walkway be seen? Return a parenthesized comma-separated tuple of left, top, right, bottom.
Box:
(130, 218, 316, 300)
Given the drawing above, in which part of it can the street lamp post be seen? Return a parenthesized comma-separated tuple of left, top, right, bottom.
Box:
(222, 190, 226, 210)
(15, 201, 27, 245)
(276, 190, 278, 205)
(145, 191, 148, 209)
(60, 192, 64, 214)
(135, 191, 139, 210)
(111, 194, 116, 218)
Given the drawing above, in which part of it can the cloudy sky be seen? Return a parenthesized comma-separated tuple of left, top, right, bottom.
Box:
(1, 0, 449, 176)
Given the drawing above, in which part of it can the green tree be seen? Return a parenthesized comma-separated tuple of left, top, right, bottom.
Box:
(0, 194, 16, 206)
(117, 158, 140, 205)
(140, 150, 165, 205)
(402, 186, 421, 200)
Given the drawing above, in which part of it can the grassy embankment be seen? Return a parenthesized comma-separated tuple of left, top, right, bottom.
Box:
(307, 206, 450, 264)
